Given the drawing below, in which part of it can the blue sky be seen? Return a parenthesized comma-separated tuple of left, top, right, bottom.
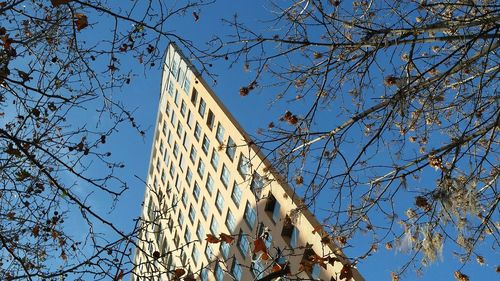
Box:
(66, 1, 498, 280)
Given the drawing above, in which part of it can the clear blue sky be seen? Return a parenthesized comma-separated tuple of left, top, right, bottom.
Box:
(75, 1, 498, 280)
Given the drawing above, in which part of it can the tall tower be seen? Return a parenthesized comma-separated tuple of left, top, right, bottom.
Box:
(132, 43, 363, 281)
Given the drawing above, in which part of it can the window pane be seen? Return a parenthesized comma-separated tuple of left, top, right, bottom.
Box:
(215, 191, 224, 214)
(202, 135, 210, 155)
(190, 145, 197, 163)
(198, 98, 206, 117)
(237, 233, 250, 256)
(231, 183, 242, 207)
(221, 164, 230, 187)
(238, 154, 250, 177)
(231, 262, 242, 281)
(189, 205, 195, 223)
(197, 222, 205, 240)
(206, 174, 214, 194)
(226, 210, 236, 233)
(193, 182, 200, 201)
(221, 242, 230, 259)
(197, 159, 205, 177)
(216, 123, 225, 143)
(215, 262, 224, 281)
(194, 122, 201, 141)
(210, 149, 220, 170)
(244, 202, 256, 229)
(207, 110, 215, 130)
(210, 216, 219, 235)
(226, 137, 236, 161)
(192, 247, 200, 266)
(201, 198, 209, 219)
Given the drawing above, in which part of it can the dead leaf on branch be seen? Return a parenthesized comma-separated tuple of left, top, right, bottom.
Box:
(253, 237, 269, 258)
(74, 13, 88, 31)
(219, 233, 234, 244)
(32, 225, 40, 237)
(51, 0, 73, 7)
(339, 264, 353, 280)
(454, 271, 469, 281)
(174, 268, 185, 279)
(205, 234, 221, 244)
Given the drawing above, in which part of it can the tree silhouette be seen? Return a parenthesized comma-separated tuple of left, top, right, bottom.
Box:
(205, 0, 499, 279)
(0, 1, 210, 280)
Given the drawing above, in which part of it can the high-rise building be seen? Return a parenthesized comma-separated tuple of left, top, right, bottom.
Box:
(132, 43, 363, 281)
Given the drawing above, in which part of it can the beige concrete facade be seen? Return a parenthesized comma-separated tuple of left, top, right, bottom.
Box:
(132, 43, 363, 281)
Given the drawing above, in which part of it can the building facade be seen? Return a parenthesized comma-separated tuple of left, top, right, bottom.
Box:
(132, 43, 363, 281)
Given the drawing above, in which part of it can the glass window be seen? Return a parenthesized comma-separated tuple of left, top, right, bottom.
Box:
(191, 88, 198, 106)
(171, 57, 179, 78)
(165, 101, 172, 117)
(182, 189, 188, 206)
(197, 159, 205, 177)
(156, 158, 161, 172)
(173, 142, 179, 158)
(201, 198, 209, 219)
(231, 182, 242, 207)
(220, 164, 230, 188)
(163, 145, 170, 163)
(196, 222, 205, 240)
(176, 121, 183, 137)
(167, 129, 173, 147)
(214, 263, 224, 281)
(291, 227, 300, 248)
(231, 262, 242, 281)
(251, 173, 264, 197)
(162, 122, 168, 136)
(178, 63, 186, 87)
(210, 149, 219, 170)
(183, 73, 191, 93)
(186, 109, 194, 128)
(206, 174, 214, 194)
(182, 132, 190, 150)
(174, 175, 181, 192)
(200, 267, 208, 281)
(194, 122, 201, 141)
(225, 210, 236, 233)
(168, 78, 174, 96)
(210, 216, 219, 235)
(216, 123, 225, 143)
(189, 205, 196, 223)
(251, 260, 265, 279)
(178, 212, 184, 226)
(170, 110, 177, 126)
(189, 145, 197, 163)
(312, 263, 321, 279)
(202, 135, 210, 155)
(192, 246, 200, 266)
(215, 191, 224, 214)
(237, 232, 250, 257)
(205, 244, 214, 260)
(169, 163, 176, 178)
(272, 199, 281, 222)
(179, 153, 186, 172)
(193, 182, 201, 201)
(207, 110, 215, 130)
(186, 168, 193, 185)
(244, 202, 256, 229)
(221, 242, 231, 259)
(159, 140, 164, 155)
(174, 89, 180, 107)
(180, 100, 187, 117)
(237, 154, 250, 177)
(184, 228, 191, 242)
(198, 98, 206, 117)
